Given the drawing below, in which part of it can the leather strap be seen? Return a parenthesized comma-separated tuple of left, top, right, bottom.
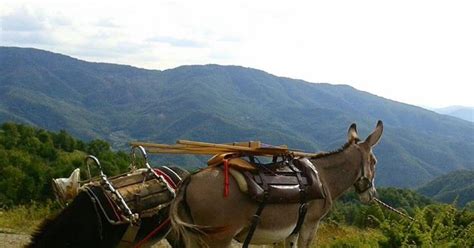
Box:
(290, 203, 308, 235)
(289, 160, 307, 203)
(242, 193, 268, 248)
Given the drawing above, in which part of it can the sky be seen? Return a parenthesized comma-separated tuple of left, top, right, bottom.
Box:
(1, 0, 473, 108)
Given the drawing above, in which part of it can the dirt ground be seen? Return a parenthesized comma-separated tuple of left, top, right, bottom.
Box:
(0, 233, 257, 247)
(0, 232, 172, 248)
(0, 233, 171, 248)
(0, 233, 31, 248)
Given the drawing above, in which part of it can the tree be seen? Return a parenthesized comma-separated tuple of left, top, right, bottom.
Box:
(1, 122, 20, 149)
(0, 122, 131, 207)
(86, 139, 110, 156)
(53, 130, 76, 152)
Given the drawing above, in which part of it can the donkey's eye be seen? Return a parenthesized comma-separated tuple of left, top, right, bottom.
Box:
(370, 155, 377, 165)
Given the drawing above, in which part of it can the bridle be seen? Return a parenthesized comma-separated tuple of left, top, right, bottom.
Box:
(353, 157, 416, 221)
(353, 146, 374, 194)
(348, 138, 416, 222)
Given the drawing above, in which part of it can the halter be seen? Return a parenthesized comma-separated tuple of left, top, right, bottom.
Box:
(353, 146, 373, 194)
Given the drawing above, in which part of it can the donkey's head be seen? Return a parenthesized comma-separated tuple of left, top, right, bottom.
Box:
(347, 120, 383, 203)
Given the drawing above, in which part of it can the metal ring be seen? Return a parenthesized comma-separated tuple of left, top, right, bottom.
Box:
(130, 145, 149, 169)
(85, 155, 104, 180)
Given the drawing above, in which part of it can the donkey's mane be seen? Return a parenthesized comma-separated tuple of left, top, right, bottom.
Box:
(310, 141, 355, 159)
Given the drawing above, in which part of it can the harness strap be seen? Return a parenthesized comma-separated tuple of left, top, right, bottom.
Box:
(290, 203, 308, 235)
(103, 190, 123, 222)
(84, 187, 124, 225)
(289, 159, 309, 235)
(243, 194, 268, 248)
(132, 168, 182, 247)
(132, 218, 171, 248)
(84, 188, 104, 240)
(289, 160, 306, 203)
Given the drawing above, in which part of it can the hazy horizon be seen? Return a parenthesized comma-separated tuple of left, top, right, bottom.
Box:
(1, 0, 473, 108)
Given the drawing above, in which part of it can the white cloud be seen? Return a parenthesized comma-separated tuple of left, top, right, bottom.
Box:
(147, 36, 206, 48)
(1, 0, 473, 107)
(0, 6, 45, 31)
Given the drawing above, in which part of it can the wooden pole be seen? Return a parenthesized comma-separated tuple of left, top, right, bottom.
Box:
(130, 140, 319, 157)
(176, 140, 260, 151)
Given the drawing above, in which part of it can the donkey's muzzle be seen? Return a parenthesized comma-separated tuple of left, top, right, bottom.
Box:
(354, 177, 373, 194)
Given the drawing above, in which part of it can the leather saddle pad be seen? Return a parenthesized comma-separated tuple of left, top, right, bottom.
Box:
(216, 157, 326, 204)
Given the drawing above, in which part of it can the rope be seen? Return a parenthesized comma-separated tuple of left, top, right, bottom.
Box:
(373, 198, 416, 222)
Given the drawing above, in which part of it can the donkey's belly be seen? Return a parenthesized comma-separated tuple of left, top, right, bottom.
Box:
(252, 225, 296, 244)
(234, 204, 299, 244)
(234, 224, 296, 244)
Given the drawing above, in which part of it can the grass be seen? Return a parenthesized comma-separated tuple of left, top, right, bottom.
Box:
(315, 222, 386, 247)
(0, 201, 60, 234)
(0, 203, 388, 247)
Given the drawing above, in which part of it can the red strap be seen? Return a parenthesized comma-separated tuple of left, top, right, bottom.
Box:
(224, 159, 230, 197)
(132, 218, 171, 248)
(153, 168, 177, 189)
(132, 169, 177, 247)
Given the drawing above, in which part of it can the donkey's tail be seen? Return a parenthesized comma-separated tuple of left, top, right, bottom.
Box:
(169, 175, 228, 247)
(170, 176, 201, 233)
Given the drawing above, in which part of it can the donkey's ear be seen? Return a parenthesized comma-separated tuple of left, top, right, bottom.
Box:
(363, 120, 383, 147)
(347, 123, 359, 144)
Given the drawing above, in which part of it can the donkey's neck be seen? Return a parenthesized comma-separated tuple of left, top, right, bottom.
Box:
(311, 145, 362, 200)
(27, 193, 101, 247)
(28, 213, 66, 247)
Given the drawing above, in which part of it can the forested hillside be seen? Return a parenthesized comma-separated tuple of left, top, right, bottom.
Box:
(0, 122, 129, 207)
(1, 47, 473, 188)
(417, 170, 474, 207)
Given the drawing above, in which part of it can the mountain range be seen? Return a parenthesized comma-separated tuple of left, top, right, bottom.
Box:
(433, 106, 474, 123)
(1, 47, 473, 188)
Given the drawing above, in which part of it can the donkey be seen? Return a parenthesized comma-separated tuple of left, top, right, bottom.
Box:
(170, 121, 383, 247)
(27, 166, 189, 248)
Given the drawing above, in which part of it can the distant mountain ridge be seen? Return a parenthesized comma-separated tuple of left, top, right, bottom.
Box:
(417, 170, 474, 207)
(1, 46, 473, 188)
(433, 106, 474, 122)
